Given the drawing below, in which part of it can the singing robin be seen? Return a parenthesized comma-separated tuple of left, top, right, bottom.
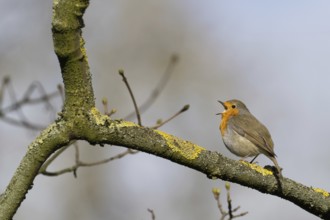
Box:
(217, 99, 283, 179)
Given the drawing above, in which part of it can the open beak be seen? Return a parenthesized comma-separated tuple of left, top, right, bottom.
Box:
(218, 100, 225, 107)
(216, 100, 225, 115)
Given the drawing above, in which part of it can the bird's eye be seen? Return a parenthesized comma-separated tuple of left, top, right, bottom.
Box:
(231, 104, 236, 109)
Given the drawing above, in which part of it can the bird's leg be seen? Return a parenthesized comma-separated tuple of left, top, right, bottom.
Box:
(269, 156, 283, 180)
(238, 156, 258, 164)
(250, 154, 259, 163)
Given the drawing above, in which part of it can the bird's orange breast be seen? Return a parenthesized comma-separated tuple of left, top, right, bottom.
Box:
(220, 108, 239, 136)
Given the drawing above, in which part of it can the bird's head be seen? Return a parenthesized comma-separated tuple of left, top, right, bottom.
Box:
(217, 99, 249, 117)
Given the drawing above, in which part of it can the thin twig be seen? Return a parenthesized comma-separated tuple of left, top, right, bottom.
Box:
(0, 78, 60, 130)
(151, 104, 189, 129)
(125, 54, 179, 120)
(39, 144, 72, 174)
(6, 77, 34, 125)
(232, 210, 248, 219)
(40, 147, 137, 177)
(225, 183, 248, 219)
(57, 84, 65, 102)
(212, 183, 248, 220)
(0, 76, 10, 107)
(108, 109, 117, 116)
(225, 182, 234, 219)
(73, 143, 80, 177)
(147, 208, 156, 220)
(3, 81, 58, 114)
(79, 149, 138, 166)
(1, 116, 45, 130)
(23, 81, 56, 112)
(119, 70, 142, 126)
(212, 188, 227, 220)
(102, 97, 109, 115)
(101, 97, 117, 116)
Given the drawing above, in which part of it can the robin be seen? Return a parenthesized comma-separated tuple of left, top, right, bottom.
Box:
(217, 99, 283, 179)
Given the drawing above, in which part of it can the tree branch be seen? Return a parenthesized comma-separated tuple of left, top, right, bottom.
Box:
(1, 1, 330, 220)
(151, 104, 189, 129)
(85, 108, 330, 219)
(124, 54, 178, 120)
(39, 142, 137, 177)
(119, 70, 142, 126)
(0, 0, 93, 219)
(212, 183, 248, 220)
(52, 0, 94, 113)
(0, 78, 60, 130)
(0, 121, 71, 219)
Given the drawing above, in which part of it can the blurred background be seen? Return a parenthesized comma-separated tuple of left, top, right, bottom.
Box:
(1, 0, 330, 219)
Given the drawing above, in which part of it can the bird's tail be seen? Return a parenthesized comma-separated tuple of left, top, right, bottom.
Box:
(269, 156, 283, 180)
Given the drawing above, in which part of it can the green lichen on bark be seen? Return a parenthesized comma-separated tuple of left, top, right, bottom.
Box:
(52, 0, 94, 115)
(0, 121, 71, 219)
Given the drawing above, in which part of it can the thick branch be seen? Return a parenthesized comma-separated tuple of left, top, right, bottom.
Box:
(0, 122, 71, 219)
(85, 109, 330, 219)
(0, 1, 93, 219)
(52, 0, 94, 114)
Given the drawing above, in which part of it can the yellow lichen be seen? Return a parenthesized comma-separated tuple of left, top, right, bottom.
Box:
(312, 187, 330, 197)
(89, 110, 203, 160)
(155, 130, 204, 160)
(116, 121, 137, 128)
(90, 107, 139, 129)
(90, 107, 110, 126)
(241, 161, 273, 176)
(80, 38, 88, 60)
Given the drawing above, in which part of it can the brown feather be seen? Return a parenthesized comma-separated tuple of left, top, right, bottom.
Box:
(229, 113, 276, 157)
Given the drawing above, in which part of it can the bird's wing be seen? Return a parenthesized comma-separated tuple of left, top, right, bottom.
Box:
(229, 114, 276, 157)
